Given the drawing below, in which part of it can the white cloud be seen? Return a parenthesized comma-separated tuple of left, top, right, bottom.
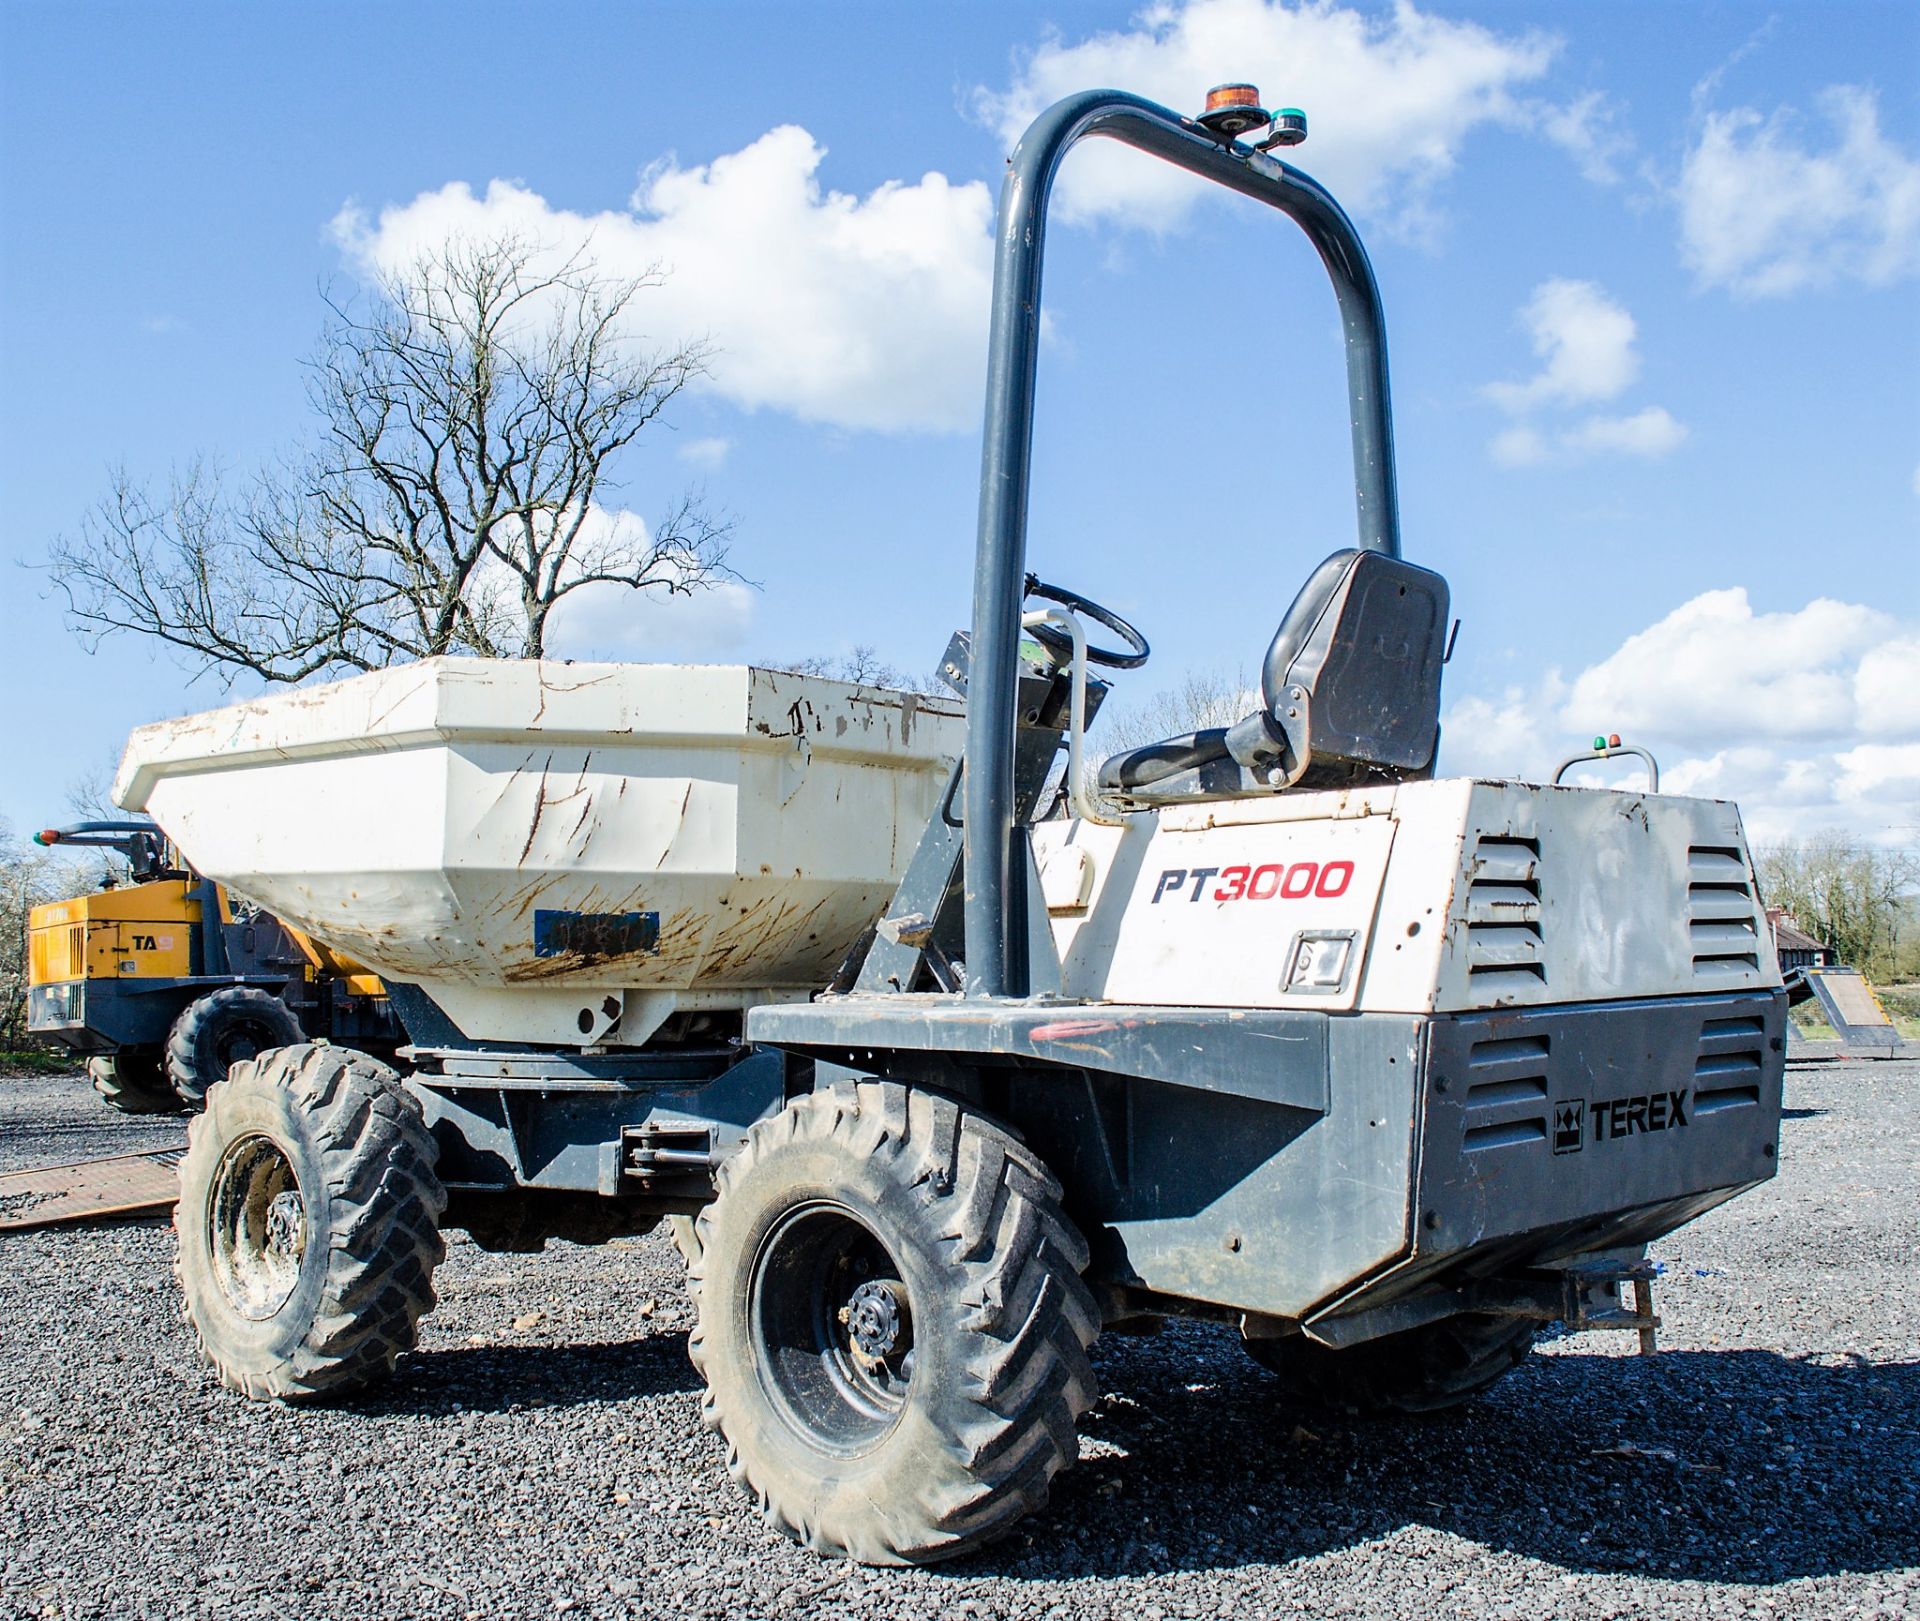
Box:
(546, 574, 757, 664)
(1484, 278, 1639, 412)
(1854, 639, 1920, 736)
(1442, 587, 1920, 844)
(1483, 280, 1685, 465)
(676, 436, 732, 470)
(1562, 406, 1688, 459)
(451, 501, 760, 663)
(1833, 742, 1920, 803)
(540, 505, 756, 663)
(1567, 589, 1890, 746)
(1679, 85, 1920, 297)
(333, 125, 996, 434)
(1535, 89, 1629, 186)
(1488, 424, 1548, 468)
(976, 0, 1562, 236)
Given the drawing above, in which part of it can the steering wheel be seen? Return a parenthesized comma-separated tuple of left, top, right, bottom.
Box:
(1023, 575, 1151, 670)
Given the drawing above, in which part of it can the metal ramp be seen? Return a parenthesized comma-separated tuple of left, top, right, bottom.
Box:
(1793, 967, 1902, 1056)
(0, 1146, 185, 1232)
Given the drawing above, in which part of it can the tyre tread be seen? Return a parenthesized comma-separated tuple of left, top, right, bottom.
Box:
(689, 1079, 1096, 1564)
(176, 1043, 445, 1402)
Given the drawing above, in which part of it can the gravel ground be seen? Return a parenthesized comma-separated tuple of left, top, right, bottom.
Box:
(2, 1059, 1915, 1621)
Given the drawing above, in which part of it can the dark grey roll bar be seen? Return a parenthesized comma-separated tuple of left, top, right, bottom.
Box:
(963, 89, 1402, 997)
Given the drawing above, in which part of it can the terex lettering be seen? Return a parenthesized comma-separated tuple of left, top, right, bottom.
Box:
(1590, 1089, 1689, 1143)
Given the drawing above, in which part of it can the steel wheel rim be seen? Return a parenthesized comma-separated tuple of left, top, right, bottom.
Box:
(208, 1133, 308, 1321)
(749, 1199, 915, 1454)
(213, 1017, 276, 1070)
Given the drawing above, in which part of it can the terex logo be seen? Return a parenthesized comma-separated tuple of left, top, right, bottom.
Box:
(1151, 861, 1355, 905)
(1590, 1089, 1689, 1143)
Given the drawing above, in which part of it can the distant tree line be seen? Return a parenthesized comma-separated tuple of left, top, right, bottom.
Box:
(0, 822, 61, 1049)
(1759, 831, 1918, 982)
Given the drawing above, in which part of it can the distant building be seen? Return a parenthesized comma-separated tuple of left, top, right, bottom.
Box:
(1766, 907, 1836, 974)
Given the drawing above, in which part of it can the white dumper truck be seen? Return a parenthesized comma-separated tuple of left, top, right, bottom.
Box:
(120, 85, 1787, 1567)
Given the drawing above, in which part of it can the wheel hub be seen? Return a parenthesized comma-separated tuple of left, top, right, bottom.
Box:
(208, 1134, 308, 1321)
(265, 1189, 306, 1257)
(843, 1278, 909, 1363)
(750, 1201, 917, 1451)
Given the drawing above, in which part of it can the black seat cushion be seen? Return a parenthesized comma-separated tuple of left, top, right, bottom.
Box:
(1099, 547, 1449, 800)
(1098, 728, 1231, 791)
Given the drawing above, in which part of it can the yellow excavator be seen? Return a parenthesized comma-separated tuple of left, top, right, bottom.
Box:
(26, 821, 400, 1112)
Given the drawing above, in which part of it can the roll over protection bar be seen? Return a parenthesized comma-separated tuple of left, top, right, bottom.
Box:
(963, 89, 1403, 997)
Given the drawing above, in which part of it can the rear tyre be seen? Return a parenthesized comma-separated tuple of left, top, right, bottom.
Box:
(166, 986, 304, 1107)
(667, 1214, 702, 1269)
(176, 1043, 445, 1401)
(690, 1079, 1099, 1565)
(88, 1052, 182, 1115)
(1243, 1311, 1537, 1415)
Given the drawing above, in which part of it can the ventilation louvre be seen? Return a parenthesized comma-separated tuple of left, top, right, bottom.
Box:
(1693, 1010, 1768, 1115)
(1464, 1118, 1548, 1151)
(1465, 834, 1545, 995)
(1461, 1028, 1551, 1150)
(1687, 845, 1760, 980)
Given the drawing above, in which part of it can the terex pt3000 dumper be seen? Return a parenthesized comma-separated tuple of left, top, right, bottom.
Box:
(122, 86, 1786, 1567)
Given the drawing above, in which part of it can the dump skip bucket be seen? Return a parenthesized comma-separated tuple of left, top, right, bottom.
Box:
(116, 659, 963, 1047)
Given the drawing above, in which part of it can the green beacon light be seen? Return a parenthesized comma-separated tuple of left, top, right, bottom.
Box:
(1266, 108, 1308, 148)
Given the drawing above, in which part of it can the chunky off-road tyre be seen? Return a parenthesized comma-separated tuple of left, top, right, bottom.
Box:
(1244, 1311, 1537, 1415)
(165, 986, 303, 1107)
(176, 1043, 446, 1401)
(668, 1214, 702, 1269)
(88, 1052, 182, 1114)
(689, 1079, 1099, 1565)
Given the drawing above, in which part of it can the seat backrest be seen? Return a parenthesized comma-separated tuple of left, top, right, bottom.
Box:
(1261, 548, 1450, 777)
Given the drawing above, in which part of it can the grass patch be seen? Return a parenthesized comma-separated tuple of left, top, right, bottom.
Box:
(0, 1047, 81, 1077)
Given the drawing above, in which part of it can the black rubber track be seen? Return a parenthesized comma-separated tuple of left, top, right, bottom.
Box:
(688, 1079, 1099, 1565)
(88, 1053, 182, 1115)
(176, 1043, 446, 1401)
(165, 986, 303, 1106)
(1244, 1310, 1538, 1416)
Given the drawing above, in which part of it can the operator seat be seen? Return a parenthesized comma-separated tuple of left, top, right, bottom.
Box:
(1098, 548, 1450, 803)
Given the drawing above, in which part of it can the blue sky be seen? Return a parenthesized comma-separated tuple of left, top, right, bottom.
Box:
(2, 0, 1916, 847)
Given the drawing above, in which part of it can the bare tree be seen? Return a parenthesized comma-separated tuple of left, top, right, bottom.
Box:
(1094, 665, 1258, 756)
(49, 234, 736, 683)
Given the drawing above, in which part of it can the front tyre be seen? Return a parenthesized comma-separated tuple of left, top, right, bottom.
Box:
(176, 1043, 446, 1401)
(690, 1080, 1098, 1565)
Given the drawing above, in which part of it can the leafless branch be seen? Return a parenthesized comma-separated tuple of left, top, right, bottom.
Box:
(47, 232, 737, 683)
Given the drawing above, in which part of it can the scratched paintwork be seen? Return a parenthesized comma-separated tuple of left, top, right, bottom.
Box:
(114, 659, 962, 1047)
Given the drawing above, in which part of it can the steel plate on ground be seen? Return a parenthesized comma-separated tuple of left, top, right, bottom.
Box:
(0, 1147, 186, 1232)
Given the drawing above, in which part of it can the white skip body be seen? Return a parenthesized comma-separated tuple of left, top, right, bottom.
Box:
(114, 658, 964, 1048)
